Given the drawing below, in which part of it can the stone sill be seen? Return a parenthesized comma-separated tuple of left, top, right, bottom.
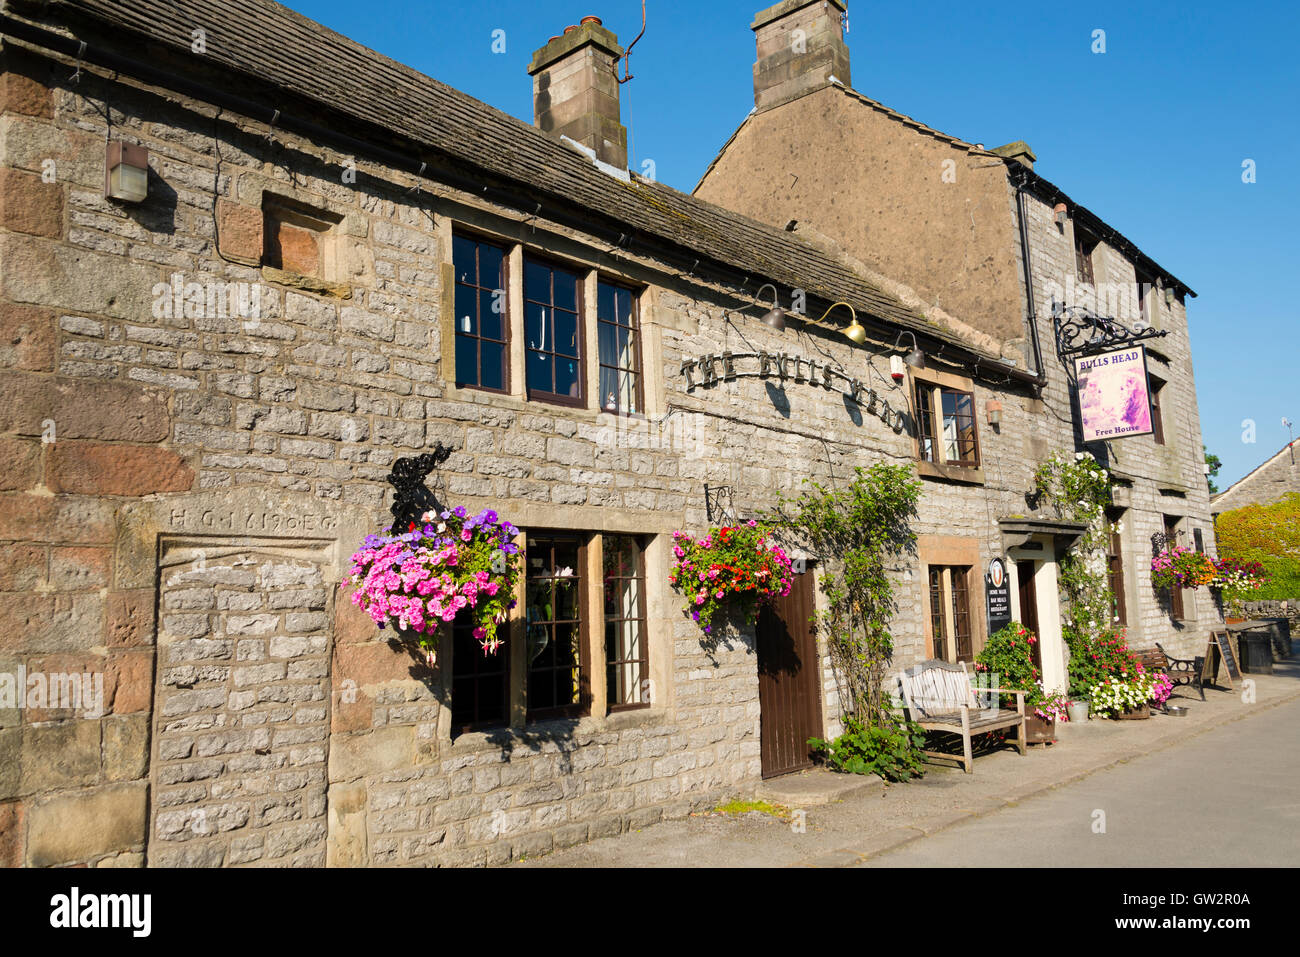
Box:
(445, 707, 666, 756)
(917, 460, 985, 486)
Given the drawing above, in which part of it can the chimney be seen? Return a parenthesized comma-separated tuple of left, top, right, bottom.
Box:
(528, 18, 628, 169)
(752, 0, 850, 111)
(992, 141, 1037, 170)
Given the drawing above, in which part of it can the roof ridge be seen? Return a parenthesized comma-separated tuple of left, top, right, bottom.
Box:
(1213, 441, 1298, 503)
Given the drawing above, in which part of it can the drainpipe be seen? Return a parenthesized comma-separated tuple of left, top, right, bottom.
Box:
(1012, 171, 1048, 386)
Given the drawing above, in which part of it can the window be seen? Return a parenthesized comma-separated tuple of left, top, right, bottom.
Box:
(1135, 271, 1153, 329)
(451, 611, 509, 733)
(915, 381, 979, 468)
(525, 534, 589, 718)
(524, 257, 584, 405)
(1164, 515, 1185, 620)
(597, 281, 642, 415)
(928, 565, 973, 663)
(262, 194, 343, 284)
(1106, 507, 1127, 626)
(452, 233, 508, 393)
(1150, 375, 1166, 446)
(603, 535, 648, 710)
(1075, 228, 1097, 286)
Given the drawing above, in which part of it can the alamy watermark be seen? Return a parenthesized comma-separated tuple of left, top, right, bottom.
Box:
(0, 668, 105, 718)
(151, 271, 264, 323)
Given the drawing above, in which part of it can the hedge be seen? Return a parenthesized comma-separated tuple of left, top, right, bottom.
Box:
(1215, 492, 1300, 599)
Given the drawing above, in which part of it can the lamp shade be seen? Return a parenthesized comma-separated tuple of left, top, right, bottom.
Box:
(762, 306, 787, 331)
(844, 319, 867, 345)
(105, 141, 148, 203)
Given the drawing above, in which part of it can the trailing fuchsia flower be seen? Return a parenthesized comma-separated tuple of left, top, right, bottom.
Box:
(342, 506, 521, 659)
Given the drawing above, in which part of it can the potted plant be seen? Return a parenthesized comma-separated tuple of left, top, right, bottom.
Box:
(1066, 698, 1090, 723)
(669, 520, 794, 635)
(341, 505, 522, 665)
(1149, 670, 1176, 712)
(974, 622, 1065, 743)
(1089, 665, 1157, 719)
(1211, 558, 1267, 623)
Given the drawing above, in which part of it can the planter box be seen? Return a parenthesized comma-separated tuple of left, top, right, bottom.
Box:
(1024, 714, 1057, 743)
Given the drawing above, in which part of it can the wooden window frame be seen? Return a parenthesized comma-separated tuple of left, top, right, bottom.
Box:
(595, 278, 644, 417)
(523, 254, 586, 408)
(524, 532, 591, 721)
(1106, 507, 1127, 627)
(1075, 228, 1098, 286)
(1149, 374, 1166, 446)
(450, 612, 511, 735)
(927, 563, 975, 664)
(603, 534, 650, 713)
(1163, 515, 1186, 621)
(451, 232, 510, 396)
(913, 370, 981, 471)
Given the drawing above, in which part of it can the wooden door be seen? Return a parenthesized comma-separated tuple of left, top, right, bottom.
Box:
(1017, 560, 1042, 673)
(755, 566, 821, 779)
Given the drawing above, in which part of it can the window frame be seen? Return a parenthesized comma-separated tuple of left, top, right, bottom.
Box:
(927, 564, 975, 664)
(913, 377, 981, 470)
(451, 231, 511, 396)
(523, 253, 587, 408)
(1106, 507, 1127, 627)
(1163, 515, 1186, 621)
(524, 532, 592, 721)
(1149, 374, 1166, 446)
(449, 610, 511, 736)
(595, 277, 644, 417)
(602, 534, 650, 713)
(1075, 228, 1098, 287)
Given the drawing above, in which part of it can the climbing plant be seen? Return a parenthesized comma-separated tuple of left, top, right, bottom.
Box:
(768, 464, 921, 724)
(1032, 451, 1120, 700)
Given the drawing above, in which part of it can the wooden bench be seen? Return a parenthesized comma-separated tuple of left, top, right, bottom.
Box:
(898, 659, 1026, 774)
(1136, 643, 1206, 702)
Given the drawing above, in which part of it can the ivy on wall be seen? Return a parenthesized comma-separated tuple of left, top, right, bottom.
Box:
(1215, 492, 1300, 599)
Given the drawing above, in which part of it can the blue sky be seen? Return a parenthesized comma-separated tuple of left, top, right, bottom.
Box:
(284, 0, 1299, 487)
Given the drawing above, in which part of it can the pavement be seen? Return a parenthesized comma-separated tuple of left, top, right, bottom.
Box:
(512, 649, 1300, 867)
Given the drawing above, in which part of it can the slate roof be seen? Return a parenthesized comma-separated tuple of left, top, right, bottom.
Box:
(12, 0, 1015, 363)
(696, 83, 1196, 298)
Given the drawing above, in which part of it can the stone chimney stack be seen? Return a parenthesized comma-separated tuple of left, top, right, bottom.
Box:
(528, 18, 628, 169)
(752, 0, 851, 111)
(992, 141, 1037, 170)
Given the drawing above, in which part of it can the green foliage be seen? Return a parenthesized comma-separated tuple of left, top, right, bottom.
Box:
(1065, 624, 1140, 700)
(1215, 493, 1300, 600)
(973, 621, 1043, 707)
(769, 464, 921, 724)
(712, 800, 791, 819)
(1204, 445, 1222, 495)
(808, 714, 927, 782)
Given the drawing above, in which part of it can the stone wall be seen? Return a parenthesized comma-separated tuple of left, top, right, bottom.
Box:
(1212, 443, 1300, 514)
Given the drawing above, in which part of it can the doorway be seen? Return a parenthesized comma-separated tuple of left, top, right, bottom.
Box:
(755, 565, 822, 779)
(1016, 559, 1043, 674)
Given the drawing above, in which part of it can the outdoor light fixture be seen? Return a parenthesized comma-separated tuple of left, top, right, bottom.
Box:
(1053, 203, 1068, 228)
(890, 355, 906, 381)
(1164, 285, 1175, 307)
(809, 301, 865, 344)
(892, 330, 926, 370)
(986, 399, 1003, 427)
(105, 141, 148, 203)
(756, 283, 786, 331)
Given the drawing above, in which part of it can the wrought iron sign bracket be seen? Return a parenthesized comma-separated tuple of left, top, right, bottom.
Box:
(386, 445, 451, 533)
(704, 484, 736, 526)
(1052, 300, 1167, 360)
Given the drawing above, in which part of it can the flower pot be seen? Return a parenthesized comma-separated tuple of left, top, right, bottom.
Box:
(1066, 701, 1089, 723)
(1116, 704, 1151, 720)
(1024, 714, 1057, 744)
(1225, 616, 1246, 625)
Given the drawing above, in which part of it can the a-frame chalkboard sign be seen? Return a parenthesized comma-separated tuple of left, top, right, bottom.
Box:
(1207, 630, 1242, 689)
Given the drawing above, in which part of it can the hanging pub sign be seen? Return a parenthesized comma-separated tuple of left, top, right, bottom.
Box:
(986, 557, 1011, 634)
(679, 350, 908, 434)
(1073, 345, 1154, 442)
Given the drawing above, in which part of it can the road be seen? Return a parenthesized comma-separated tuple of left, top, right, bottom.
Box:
(861, 695, 1300, 867)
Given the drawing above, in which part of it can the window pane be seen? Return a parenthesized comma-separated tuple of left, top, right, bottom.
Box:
(478, 243, 503, 285)
(451, 610, 508, 731)
(527, 349, 551, 394)
(524, 260, 551, 300)
(479, 342, 504, 391)
(616, 325, 634, 367)
(618, 370, 638, 414)
(554, 357, 580, 398)
(455, 284, 477, 336)
(597, 283, 616, 323)
(453, 234, 476, 284)
(525, 302, 547, 351)
(455, 335, 478, 387)
(554, 309, 579, 359)
(479, 289, 502, 341)
(552, 269, 578, 313)
(603, 535, 647, 710)
(598, 320, 618, 368)
(615, 288, 633, 326)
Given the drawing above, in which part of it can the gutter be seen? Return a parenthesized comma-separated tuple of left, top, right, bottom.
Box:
(1011, 171, 1050, 387)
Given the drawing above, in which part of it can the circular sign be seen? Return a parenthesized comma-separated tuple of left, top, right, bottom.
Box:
(988, 557, 1006, 589)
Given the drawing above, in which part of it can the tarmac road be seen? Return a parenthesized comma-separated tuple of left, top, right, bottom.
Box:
(861, 696, 1300, 867)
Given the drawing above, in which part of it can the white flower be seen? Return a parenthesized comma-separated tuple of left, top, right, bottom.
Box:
(1075, 452, 1085, 461)
(557, 566, 574, 578)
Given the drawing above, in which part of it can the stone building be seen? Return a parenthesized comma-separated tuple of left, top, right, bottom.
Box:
(696, 0, 1221, 668)
(1211, 442, 1300, 516)
(0, 0, 1211, 869)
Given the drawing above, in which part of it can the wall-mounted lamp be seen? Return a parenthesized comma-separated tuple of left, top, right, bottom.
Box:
(756, 283, 786, 331)
(810, 301, 865, 344)
(1053, 203, 1068, 229)
(892, 330, 926, 372)
(1164, 286, 1175, 307)
(105, 141, 149, 203)
(986, 399, 1003, 427)
(890, 355, 906, 382)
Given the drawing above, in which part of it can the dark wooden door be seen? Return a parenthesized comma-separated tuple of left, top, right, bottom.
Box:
(1017, 560, 1042, 673)
(755, 567, 821, 779)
